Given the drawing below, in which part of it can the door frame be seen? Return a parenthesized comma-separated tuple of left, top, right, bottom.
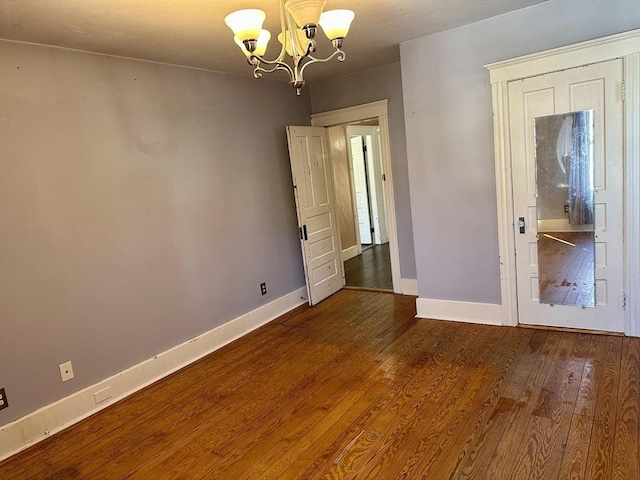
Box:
(311, 100, 402, 294)
(486, 29, 640, 336)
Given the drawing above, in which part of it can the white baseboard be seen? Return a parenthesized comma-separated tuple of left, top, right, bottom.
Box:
(341, 244, 359, 262)
(416, 298, 503, 325)
(400, 278, 418, 296)
(0, 287, 307, 461)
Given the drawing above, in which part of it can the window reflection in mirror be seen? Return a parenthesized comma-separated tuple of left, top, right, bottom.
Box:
(534, 110, 595, 307)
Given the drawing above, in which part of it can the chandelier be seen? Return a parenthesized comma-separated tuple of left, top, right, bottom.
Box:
(224, 1, 355, 95)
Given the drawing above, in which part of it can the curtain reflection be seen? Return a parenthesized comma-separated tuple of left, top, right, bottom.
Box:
(555, 111, 594, 224)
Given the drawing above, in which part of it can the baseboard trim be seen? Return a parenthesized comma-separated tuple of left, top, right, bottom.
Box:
(0, 286, 307, 461)
(416, 298, 503, 325)
(400, 278, 418, 296)
(341, 244, 359, 262)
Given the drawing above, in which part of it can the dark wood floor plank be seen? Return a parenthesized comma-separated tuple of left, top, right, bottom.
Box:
(391, 327, 529, 479)
(508, 332, 590, 480)
(348, 325, 502, 480)
(0, 290, 636, 480)
(313, 324, 495, 480)
(170, 296, 420, 480)
(293, 322, 481, 480)
(559, 413, 595, 480)
(344, 243, 392, 290)
(269, 318, 460, 480)
(427, 327, 536, 479)
(227, 313, 443, 480)
(452, 329, 550, 479)
(612, 337, 639, 480)
(483, 330, 563, 479)
(586, 335, 623, 480)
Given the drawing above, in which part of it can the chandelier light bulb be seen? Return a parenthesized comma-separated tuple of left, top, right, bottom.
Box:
(235, 30, 272, 57)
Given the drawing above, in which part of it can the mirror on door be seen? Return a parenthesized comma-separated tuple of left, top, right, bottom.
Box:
(534, 110, 595, 307)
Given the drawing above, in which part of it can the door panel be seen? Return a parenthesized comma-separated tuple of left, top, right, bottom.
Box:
(286, 126, 343, 306)
(509, 59, 624, 331)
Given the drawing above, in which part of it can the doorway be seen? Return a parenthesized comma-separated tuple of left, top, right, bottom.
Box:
(487, 30, 640, 335)
(311, 99, 402, 294)
(343, 122, 392, 290)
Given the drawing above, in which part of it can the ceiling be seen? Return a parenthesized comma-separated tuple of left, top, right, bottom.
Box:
(0, 0, 548, 83)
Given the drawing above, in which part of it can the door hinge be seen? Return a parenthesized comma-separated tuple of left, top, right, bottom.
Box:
(622, 291, 627, 310)
(621, 80, 625, 102)
(382, 173, 386, 181)
(363, 144, 367, 153)
(370, 227, 375, 234)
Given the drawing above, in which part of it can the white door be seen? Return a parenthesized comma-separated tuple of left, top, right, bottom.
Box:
(509, 59, 624, 332)
(348, 126, 388, 245)
(368, 131, 388, 244)
(286, 126, 343, 306)
(350, 135, 373, 244)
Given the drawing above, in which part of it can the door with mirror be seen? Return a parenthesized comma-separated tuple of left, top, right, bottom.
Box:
(508, 59, 624, 332)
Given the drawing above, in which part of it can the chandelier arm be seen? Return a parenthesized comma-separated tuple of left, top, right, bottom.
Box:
(283, 3, 302, 60)
(298, 49, 346, 78)
(252, 0, 288, 65)
(250, 55, 295, 81)
(274, 0, 288, 62)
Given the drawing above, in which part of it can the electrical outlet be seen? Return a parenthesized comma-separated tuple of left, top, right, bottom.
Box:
(59, 361, 74, 382)
(0, 388, 8, 410)
(260, 282, 267, 295)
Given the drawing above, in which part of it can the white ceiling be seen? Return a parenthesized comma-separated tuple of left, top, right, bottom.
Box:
(0, 0, 548, 83)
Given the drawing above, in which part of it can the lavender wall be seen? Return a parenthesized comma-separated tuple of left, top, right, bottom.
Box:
(0, 40, 310, 423)
(401, 0, 640, 303)
(309, 62, 417, 281)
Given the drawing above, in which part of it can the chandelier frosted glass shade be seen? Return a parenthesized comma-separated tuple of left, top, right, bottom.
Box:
(224, 9, 266, 42)
(319, 9, 355, 40)
(284, 0, 327, 28)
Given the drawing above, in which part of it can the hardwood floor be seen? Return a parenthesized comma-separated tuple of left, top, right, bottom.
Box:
(1, 290, 638, 479)
(344, 243, 392, 290)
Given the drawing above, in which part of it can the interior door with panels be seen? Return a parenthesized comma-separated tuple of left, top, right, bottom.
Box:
(286, 126, 344, 306)
(508, 59, 624, 332)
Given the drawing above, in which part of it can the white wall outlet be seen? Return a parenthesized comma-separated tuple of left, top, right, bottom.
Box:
(59, 361, 74, 382)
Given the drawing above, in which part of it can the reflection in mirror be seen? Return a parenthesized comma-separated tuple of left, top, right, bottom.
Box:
(534, 110, 595, 307)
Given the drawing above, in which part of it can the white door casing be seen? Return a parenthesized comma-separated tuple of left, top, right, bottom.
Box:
(509, 60, 624, 332)
(486, 29, 640, 335)
(286, 126, 343, 306)
(311, 100, 403, 294)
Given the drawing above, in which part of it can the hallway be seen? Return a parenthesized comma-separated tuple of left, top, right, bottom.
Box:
(344, 243, 392, 290)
